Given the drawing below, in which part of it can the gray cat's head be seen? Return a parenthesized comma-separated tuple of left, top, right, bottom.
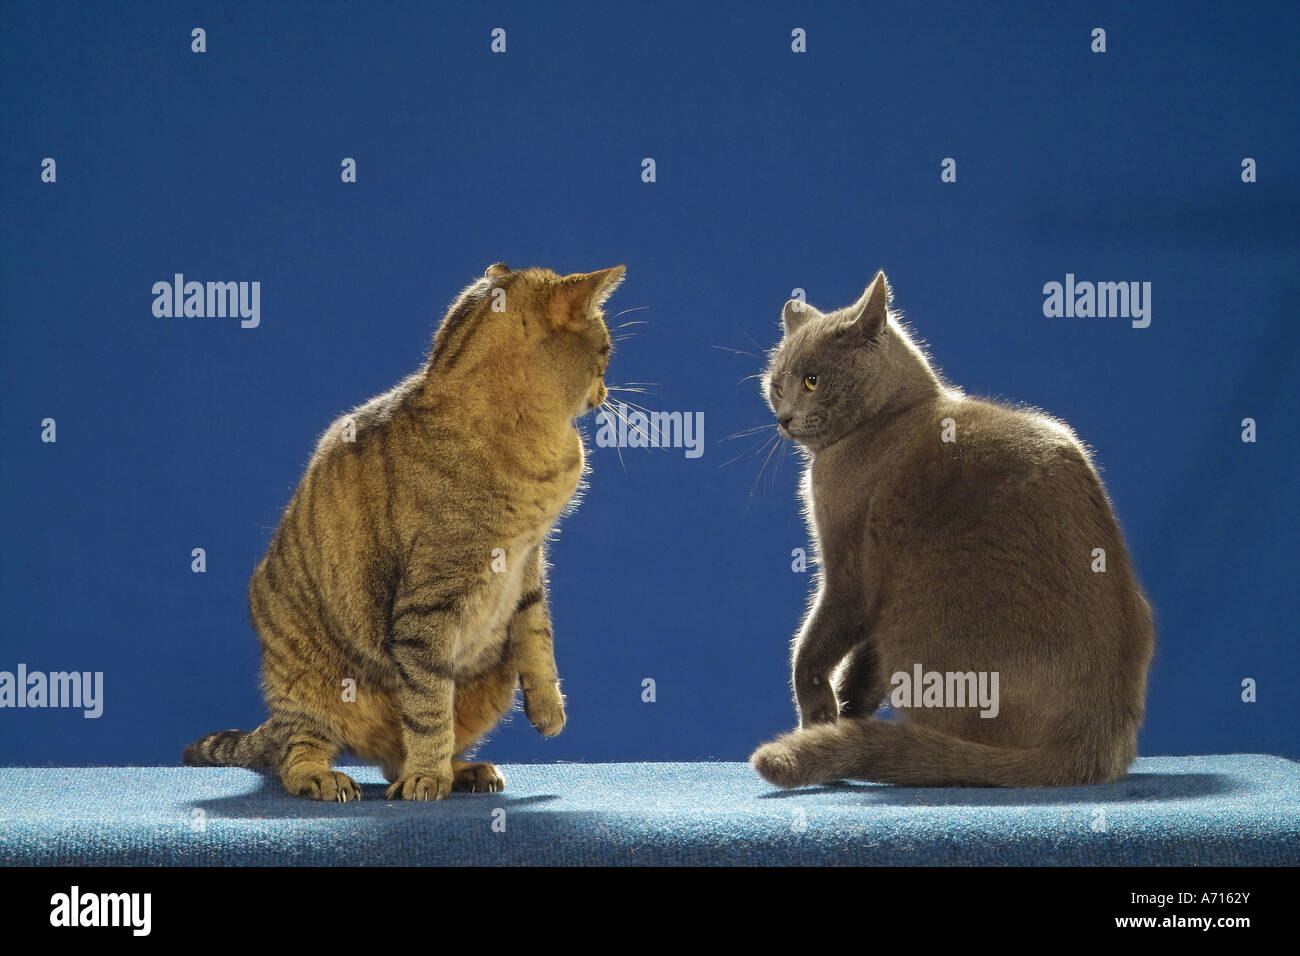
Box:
(762, 271, 894, 452)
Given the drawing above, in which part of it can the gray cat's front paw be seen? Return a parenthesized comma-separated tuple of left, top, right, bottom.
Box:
(796, 677, 839, 728)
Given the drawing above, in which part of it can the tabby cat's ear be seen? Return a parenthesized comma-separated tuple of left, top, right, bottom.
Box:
(485, 262, 511, 278)
(782, 299, 822, 336)
(550, 266, 626, 329)
(844, 270, 890, 340)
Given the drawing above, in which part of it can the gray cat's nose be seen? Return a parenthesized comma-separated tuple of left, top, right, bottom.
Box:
(778, 414, 793, 429)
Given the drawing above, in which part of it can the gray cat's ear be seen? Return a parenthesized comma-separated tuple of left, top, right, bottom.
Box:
(845, 270, 890, 339)
(782, 299, 821, 336)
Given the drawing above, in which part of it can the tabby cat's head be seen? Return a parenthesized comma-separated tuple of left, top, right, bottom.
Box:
(429, 263, 625, 419)
(763, 271, 893, 452)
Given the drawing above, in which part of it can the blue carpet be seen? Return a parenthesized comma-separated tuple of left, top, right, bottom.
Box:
(1, 756, 1296, 866)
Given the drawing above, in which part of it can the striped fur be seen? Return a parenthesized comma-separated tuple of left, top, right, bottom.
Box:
(185, 263, 625, 800)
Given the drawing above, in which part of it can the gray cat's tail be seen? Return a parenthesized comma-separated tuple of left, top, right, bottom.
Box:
(183, 721, 280, 768)
(750, 718, 1129, 788)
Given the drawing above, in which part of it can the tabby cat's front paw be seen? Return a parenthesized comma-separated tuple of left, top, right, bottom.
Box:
(285, 769, 362, 803)
(386, 768, 454, 801)
(524, 687, 567, 737)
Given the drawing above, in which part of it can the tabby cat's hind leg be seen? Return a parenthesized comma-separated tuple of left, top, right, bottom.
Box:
(277, 727, 360, 802)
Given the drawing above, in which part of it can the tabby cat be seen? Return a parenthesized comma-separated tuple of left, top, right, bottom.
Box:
(185, 262, 625, 801)
(750, 271, 1154, 788)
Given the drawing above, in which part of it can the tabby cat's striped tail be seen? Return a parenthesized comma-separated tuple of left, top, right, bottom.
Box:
(183, 721, 280, 768)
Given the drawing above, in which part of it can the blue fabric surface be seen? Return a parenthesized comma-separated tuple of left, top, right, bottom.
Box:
(1, 756, 1295, 866)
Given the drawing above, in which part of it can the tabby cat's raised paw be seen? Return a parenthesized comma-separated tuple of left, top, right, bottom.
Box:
(524, 689, 567, 737)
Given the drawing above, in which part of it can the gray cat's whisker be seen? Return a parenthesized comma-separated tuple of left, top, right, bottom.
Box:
(731, 319, 765, 355)
(722, 424, 776, 442)
(712, 344, 758, 358)
(746, 434, 782, 509)
(719, 441, 766, 468)
(719, 427, 782, 467)
(772, 439, 788, 486)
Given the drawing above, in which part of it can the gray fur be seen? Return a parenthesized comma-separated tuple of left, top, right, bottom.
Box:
(750, 271, 1154, 788)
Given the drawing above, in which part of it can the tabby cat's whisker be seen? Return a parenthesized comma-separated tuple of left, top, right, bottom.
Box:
(617, 398, 667, 445)
(597, 401, 629, 472)
(608, 307, 650, 325)
(598, 398, 667, 450)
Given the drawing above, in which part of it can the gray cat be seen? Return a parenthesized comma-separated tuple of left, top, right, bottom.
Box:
(750, 272, 1154, 788)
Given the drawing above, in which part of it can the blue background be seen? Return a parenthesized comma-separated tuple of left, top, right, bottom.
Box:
(2, 1, 1296, 766)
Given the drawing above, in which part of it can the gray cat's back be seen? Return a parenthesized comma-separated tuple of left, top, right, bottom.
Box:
(858, 396, 1116, 549)
(752, 272, 1154, 788)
